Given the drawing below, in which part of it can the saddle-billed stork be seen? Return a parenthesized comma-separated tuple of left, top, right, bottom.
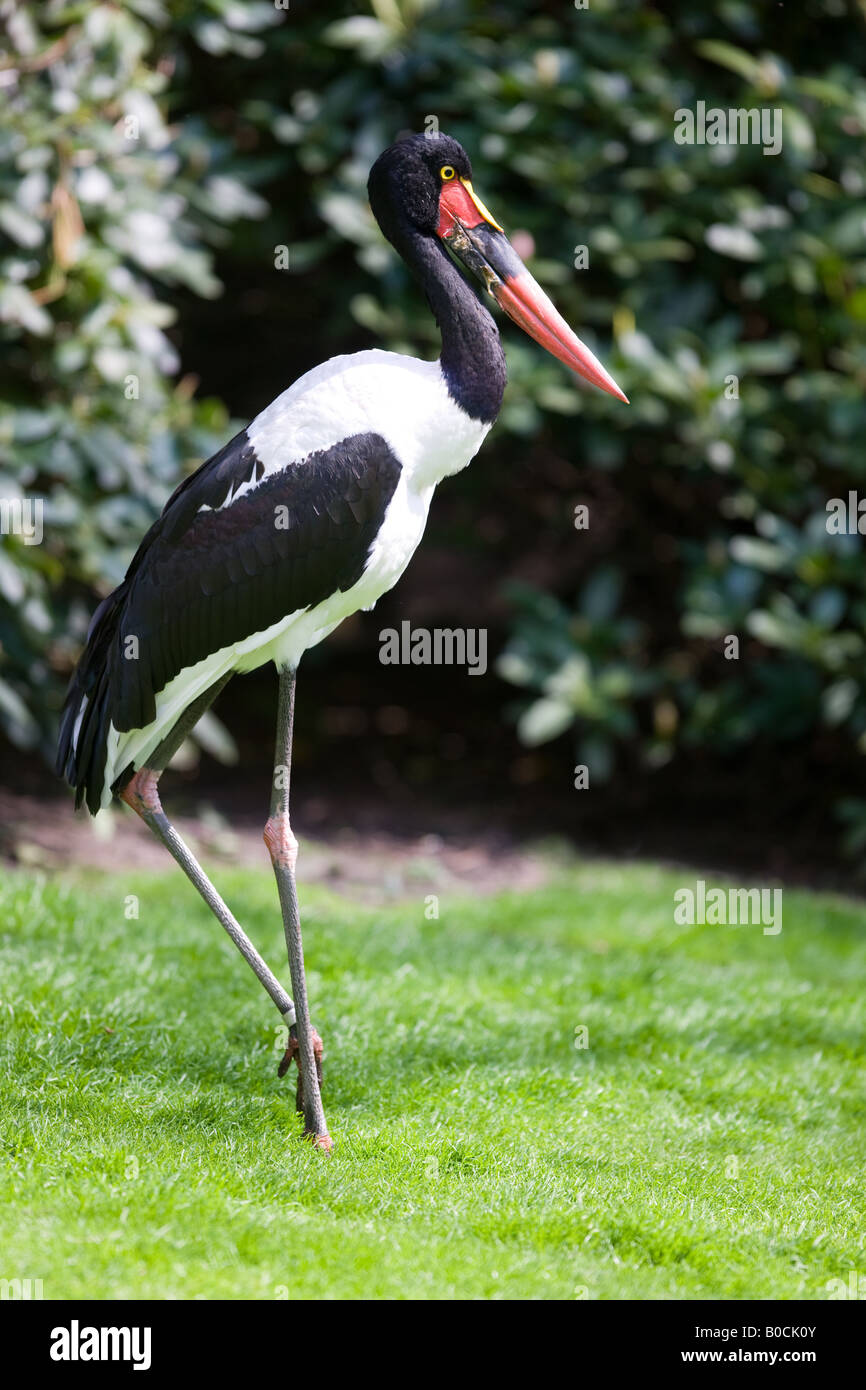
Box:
(57, 134, 627, 1151)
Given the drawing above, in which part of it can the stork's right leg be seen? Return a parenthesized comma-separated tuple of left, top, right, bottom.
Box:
(119, 767, 298, 1038)
(265, 665, 331, 1152)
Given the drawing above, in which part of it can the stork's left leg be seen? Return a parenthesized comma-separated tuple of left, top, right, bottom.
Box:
(265, 665, 332, 1152)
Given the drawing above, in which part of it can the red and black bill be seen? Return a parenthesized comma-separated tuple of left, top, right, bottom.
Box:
(437, 177, 628, 404)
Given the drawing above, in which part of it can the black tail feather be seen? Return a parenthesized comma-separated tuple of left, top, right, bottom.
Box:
(56, 583, 129, 815)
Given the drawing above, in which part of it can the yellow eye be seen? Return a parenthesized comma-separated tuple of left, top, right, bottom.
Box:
(440, 165, 456, 181)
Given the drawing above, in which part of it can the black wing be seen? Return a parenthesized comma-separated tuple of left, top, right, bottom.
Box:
(57, 428, 402, 812)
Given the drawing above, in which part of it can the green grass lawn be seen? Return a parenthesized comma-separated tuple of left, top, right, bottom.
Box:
(0, 857, 863, 1300)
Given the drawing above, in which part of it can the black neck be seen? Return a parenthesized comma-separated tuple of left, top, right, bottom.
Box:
(401, 228, 507, 424)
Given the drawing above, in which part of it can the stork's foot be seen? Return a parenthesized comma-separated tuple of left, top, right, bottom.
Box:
(278, 1027, 331, 1151)
(278, 1025, 324, 1114)
(306, 1131, 334, 1153)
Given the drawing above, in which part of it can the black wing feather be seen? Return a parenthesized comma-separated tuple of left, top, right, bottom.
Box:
(57, 428, 402, 813)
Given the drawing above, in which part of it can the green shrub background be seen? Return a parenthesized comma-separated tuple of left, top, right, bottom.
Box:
(2, 0, 865, 845)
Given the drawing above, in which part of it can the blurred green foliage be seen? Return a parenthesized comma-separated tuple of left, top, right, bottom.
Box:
(0, 0, 271, 746)
(2, 0, 866, 838)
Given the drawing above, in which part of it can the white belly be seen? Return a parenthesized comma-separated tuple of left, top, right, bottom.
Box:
(252, 470, 434, 671)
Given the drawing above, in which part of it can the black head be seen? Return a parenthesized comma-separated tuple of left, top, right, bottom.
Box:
(366, 132, 629, 404)
(367, 133, 474, 245)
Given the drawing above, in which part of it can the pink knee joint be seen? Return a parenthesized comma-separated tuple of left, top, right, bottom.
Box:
(264, 813, 298, 872)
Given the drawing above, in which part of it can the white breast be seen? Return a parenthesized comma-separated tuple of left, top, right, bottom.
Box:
(247, 349, 492, 663)
(247, 349, 491, 496)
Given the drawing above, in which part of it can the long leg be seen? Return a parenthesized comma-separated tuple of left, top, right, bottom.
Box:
(119, 767, 298, 1035)
(264, 665, 332, 1151)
